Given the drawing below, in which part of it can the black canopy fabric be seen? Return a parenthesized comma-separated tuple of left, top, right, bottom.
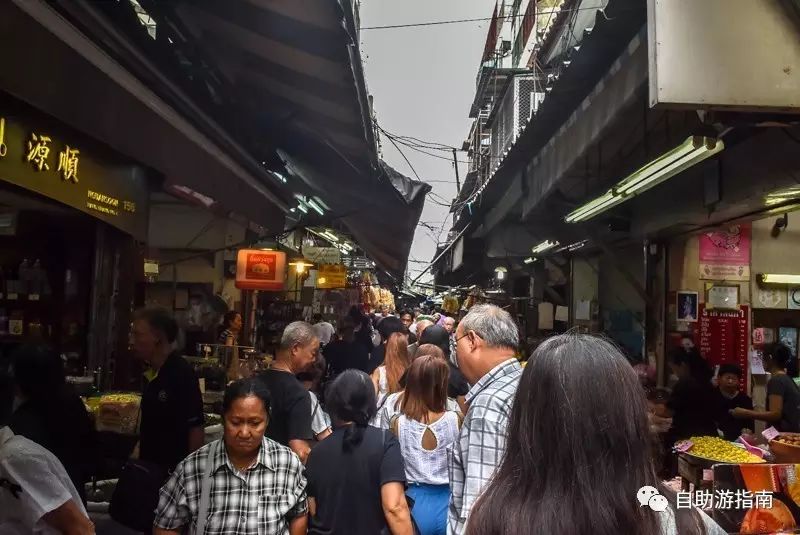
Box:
(163, 0, 429, 276)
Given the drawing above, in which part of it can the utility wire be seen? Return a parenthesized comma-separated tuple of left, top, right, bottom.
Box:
(360, 5, 609, 30)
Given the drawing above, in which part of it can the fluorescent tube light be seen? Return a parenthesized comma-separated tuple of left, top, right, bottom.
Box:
(296, 203, 308, 214)
(321, 231, 339, 242)
(532, 240, 559, 254)
(523, 257, 536, 264)
(307, 199, 324, 216)
(565, 136, 724, 223)
(759, 273, 800, 285)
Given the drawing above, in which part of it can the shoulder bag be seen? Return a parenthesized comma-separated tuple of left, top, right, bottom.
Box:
(194, 440, 220, 534)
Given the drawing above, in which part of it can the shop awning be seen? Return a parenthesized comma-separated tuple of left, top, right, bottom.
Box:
(0, 0, 290, 233)
(463, 0, 647, 237)
(161, 0, 428, 277)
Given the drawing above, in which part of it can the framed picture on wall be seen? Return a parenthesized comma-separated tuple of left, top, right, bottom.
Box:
(779, 326, 798, 358)
(676, 291, 699, 322)
(706, 284, 740, 310)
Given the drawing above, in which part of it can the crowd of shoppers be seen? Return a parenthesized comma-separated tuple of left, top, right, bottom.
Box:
(1, 302, 739, 535)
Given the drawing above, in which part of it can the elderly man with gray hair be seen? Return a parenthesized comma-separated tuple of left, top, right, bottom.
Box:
(447, 304, 522, 535)
(256, 321, 320, 463)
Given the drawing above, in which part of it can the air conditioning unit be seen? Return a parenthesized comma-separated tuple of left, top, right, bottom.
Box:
(489, 74, 545, 166)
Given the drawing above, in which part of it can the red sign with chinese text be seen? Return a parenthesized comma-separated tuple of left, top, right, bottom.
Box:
(694, 304, 749, 390)
(235, 250, 286, 290)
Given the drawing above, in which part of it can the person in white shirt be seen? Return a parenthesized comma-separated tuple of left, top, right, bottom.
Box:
(312, 314, 336, 347)
(0, 373, 95, 535)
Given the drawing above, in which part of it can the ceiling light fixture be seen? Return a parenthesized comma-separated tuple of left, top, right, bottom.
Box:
(321, 231, 339, 242)
(565, 136, 724, 223)
(523, 257, 536, 264)
(306, 199, 325, 216)
(759, 273, 800, 285)
(494, 266, 507, 280)
(532, 240, 559, 254)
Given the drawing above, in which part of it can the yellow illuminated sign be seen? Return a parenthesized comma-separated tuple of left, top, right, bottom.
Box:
(0, 118, 7, 158)
(57, 145, 80, 182)
(26, 132, 51, 171)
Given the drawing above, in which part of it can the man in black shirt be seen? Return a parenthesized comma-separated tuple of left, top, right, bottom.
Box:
(715, 364, 754, 441)
(131, 307, 204, 472)
(257, 321, 318, 463)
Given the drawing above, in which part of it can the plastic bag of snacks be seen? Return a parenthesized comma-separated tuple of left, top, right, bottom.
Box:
(96, 393, 141, 435)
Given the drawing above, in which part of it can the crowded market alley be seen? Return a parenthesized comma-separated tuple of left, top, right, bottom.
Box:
(1, 1, 800, 534)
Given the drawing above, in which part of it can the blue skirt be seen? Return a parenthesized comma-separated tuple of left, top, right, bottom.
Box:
(407, 483, 450, 535)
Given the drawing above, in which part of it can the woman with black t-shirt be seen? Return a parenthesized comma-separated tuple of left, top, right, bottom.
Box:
(731, 343, 800, 432)
(305, 370, 414, 535)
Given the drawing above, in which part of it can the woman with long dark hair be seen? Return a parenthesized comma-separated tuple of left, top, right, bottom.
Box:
(466, 333, 723, 535)
(10, 344, 97, 504)
(306, 370, 414, 534)
(391, 356, 460, 535)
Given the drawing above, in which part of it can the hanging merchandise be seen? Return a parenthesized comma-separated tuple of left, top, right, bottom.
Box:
(442, 294, 461, 315)
(462, 287, 487, 310)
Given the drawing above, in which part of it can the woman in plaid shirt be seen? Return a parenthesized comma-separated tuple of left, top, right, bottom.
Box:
(153, 378, 308, 535)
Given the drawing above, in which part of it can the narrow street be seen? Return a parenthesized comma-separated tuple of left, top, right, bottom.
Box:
(1, 1, 799, 534)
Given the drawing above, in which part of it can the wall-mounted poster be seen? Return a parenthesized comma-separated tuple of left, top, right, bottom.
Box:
(677, 291, 699, 322)
(754, 286, 787, 310)
(706, 284, 739, 310)
(789, 287, 800, 310)
(779, 327, 798, 358)
(699, 224, 751, 281)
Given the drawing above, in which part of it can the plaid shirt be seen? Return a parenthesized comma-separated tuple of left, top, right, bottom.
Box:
(154, 437, 307, 534)
(447, 358, 522, 535)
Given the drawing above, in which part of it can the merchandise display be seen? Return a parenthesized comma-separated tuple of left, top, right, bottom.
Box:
(677, 436, 765, 464)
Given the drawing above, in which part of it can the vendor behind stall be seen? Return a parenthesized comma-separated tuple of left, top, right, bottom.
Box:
(715, 364, 754, 441)
(731, 343, 800, 432)
(219, 311, 242, 382)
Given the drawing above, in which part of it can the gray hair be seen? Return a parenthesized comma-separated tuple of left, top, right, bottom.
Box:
(280, 321, 318, 350)
(460, 304, 519, 350)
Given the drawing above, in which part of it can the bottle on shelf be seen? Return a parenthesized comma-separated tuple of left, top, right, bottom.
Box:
(18, 259, 30, 297)
(8, 309, 24, 336)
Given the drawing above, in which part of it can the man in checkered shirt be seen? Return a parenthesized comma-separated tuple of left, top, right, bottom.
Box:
(448, 304, 522, 535)
(153, 378, 307, 535)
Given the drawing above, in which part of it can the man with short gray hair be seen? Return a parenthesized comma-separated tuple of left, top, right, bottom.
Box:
(448, 304, 522, 534)
(257, 321, 320, 463)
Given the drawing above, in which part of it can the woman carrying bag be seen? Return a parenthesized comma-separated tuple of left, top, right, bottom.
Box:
(152, 378, 308, 534)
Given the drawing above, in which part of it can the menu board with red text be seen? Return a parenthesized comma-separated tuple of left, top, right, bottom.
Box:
(695, 304, 749, 389)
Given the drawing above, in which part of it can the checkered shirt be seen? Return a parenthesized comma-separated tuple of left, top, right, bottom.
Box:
(154, 437, 307, 535)
(447, 358, 522, 535)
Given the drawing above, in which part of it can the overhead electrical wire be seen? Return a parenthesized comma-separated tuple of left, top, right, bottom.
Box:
(359, 5, 610, 31)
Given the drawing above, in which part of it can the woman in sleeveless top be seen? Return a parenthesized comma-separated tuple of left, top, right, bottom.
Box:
(389, 355, 461, 535)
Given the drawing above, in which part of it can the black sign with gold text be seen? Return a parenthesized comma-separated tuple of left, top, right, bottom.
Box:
(0, 111, 149, 240)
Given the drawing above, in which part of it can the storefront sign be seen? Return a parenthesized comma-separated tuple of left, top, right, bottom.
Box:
(316, 264, 347, 289)
(695, 304, 749, 390)
(235, 249, 287, 290)
(0, 112, 149, 240)
(699, 224, 751, 281)
(303, 246, 341, 265)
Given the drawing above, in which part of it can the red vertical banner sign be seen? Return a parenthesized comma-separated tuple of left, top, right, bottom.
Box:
(696, 304, 750, 390)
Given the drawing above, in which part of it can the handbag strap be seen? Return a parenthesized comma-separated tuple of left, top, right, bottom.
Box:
(195, 440, 219, 535)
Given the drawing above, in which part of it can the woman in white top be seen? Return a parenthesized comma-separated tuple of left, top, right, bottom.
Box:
(371, 332, 409, 410)
(389, 355, 461, 535)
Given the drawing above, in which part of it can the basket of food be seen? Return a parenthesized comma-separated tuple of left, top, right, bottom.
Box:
(770, 433, 800, 463)
(676, 436, 766, 465)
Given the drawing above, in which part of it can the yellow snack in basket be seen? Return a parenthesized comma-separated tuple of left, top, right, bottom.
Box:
(684, 436, 764, 464)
